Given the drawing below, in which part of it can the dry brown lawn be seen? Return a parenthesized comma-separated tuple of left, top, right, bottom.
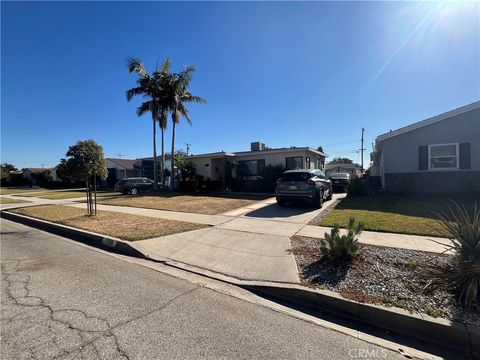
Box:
(10, 205, 207, 241)
(0, 197, 30, 204)
(97, 194, 261, 215)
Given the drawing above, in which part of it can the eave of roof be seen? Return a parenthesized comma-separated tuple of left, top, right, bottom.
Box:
(181, 147, 328, 160)
(376, 100, 480, 143)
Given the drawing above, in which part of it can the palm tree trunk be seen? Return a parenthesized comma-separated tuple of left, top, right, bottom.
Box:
(152, 117, 158, 191)
(161, 125, 165, 189)
(170, 121, 176, 191)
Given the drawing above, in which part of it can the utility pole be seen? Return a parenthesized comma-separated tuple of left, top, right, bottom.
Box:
(185, 143, 192, 156)
(360, 128, 365, 175)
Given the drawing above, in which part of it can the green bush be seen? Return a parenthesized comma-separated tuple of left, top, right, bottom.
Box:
(437, 202, 480, 308)
(319, 217, 364, 264)
(347, 178, 372, 197)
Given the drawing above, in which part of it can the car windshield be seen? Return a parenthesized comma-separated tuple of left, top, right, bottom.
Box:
(279, 172, 312, 182)
(329, 173, 349, 179)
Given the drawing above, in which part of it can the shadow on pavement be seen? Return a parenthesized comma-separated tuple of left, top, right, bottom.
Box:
(244, 202, 315, 218)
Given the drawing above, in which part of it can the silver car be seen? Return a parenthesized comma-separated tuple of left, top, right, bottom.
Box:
(275, 169, 332, 208)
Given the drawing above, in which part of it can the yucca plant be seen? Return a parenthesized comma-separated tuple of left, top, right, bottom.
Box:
(437, 202, 480, 308)
(319, 217, 364, 264)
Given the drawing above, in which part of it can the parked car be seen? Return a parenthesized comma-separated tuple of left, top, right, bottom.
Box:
(114, 177, 154, 195)
(275, 169, 332, 208)
(329, 172, 351, 192)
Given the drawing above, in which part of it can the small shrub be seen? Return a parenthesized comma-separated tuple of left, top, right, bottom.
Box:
(437, 202, 480, 308)
(319, 217, 364, 264)
(347, 178, 372, 197)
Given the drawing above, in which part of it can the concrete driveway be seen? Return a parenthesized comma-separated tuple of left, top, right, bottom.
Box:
(134, 192, 347, 284)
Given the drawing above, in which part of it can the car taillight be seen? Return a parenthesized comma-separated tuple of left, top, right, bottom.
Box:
(306, 179, 315, 185)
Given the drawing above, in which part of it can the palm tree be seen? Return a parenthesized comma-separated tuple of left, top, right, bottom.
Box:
(166, 66, 206, 190)
(154, 58, 171, 189)
(126, 57, 171, 191)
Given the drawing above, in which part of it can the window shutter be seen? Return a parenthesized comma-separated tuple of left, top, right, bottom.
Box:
(418, 146, 428, 170)
(459, 143, 471, 169)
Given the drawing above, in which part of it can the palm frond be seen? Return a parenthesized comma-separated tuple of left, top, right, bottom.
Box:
(160, 58, 171, 74)
(136, 101, 152, 117)
(125, 86, 145, 101)
(126, 57, 148, 77)
(185, 94, 206, 104)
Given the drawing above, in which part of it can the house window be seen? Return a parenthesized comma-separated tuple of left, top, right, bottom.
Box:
(237, 159, 265, 176)
(306, 157, 311, 169)
(428, 143, 459, 170)
(286, 156, 303, 170)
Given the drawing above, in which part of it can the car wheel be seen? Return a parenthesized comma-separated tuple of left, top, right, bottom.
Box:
(317, 190, 324, 208)
(130, 187, 139, 195)
(326, 188, 333, 201)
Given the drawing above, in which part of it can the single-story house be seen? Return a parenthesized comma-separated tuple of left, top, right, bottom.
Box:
(324, 162, 363, 178)
(106, 157, 174, 186)
(183, 142, 327, 190)
(370, 101, 480, 194)
(22, 168, 59, 184)
(106, 158, 142, 187)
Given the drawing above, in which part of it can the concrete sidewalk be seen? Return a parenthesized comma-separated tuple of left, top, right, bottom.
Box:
(297, 225, 452, 254)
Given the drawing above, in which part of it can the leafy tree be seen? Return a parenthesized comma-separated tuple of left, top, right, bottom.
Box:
(1, 163, 17, 181)
(329, 157, 353, 164)
(57, 140, 107, 216)
(126, 57, 172, 190)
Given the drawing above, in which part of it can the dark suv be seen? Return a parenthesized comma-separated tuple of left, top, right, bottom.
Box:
(275, 169, 332, 208)
(114, 177, 154, 195)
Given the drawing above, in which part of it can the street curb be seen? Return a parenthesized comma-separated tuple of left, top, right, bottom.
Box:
(0, 210, 145, 259)
(2, 209, 478, 357)
(242, 283, 479, 357)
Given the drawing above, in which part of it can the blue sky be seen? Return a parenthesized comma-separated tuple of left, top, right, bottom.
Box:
(2, 1, 479, 168)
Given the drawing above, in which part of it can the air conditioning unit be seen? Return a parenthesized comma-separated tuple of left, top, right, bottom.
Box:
(251, 142, 266, 151)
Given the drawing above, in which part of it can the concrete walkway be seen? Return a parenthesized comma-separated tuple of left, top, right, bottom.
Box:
(298, 225, 451, 254)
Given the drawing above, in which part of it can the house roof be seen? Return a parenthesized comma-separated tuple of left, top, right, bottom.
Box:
(139, 155, 173, 161)
(107, 158, 140, 170)
(376, 100, 480, 143)
(23, 168, 51, 173)
(325, 162, 362, 169)
(234, 147, 327, 157)
(185, 152, 235, 159)
(185, 147, 327, 160)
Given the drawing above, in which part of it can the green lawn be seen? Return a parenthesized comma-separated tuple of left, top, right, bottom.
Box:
(318, 195, 477, 237)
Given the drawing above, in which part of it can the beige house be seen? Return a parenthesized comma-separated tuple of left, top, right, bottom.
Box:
(183, 142, 327, 190)
(324, 162, 363, 178)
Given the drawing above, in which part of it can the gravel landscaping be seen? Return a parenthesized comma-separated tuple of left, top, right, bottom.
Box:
(290, 235, 480, 326)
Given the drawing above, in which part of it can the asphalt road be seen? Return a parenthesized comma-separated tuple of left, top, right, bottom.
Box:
(0, 219, 408, 360)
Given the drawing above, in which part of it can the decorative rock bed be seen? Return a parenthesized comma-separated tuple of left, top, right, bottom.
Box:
(290, 235, 480, 326)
